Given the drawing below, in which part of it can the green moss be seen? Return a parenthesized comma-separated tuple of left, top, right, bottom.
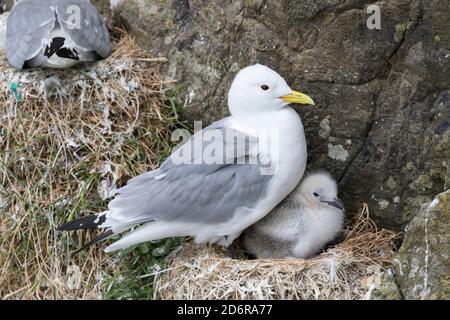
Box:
(375, 284, 402, 300)
(438, 193, 449, 211)
(438, 274, 450, 299)
(430, 167, 445, 178)
(163, 17, 175, 29)
(371, 272, 402, 300)
(406, 162, 415, 170)
(419, 175, 434, 189)
(402, 195, 432, 221)
(394, 23, 407, 43)
(396, 190, 450, 299)
(244, 0, 263, 8)
(323, 12, 336, 25)
(387, 176, 397, 190)
(409, 174, 434, 190)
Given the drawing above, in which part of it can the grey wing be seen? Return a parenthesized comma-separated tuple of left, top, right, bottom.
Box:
(107, 124, 273, 225)
(5, 0, 55, 69)
(56, 0, 112, 58)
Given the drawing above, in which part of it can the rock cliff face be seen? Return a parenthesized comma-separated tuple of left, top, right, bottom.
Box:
(102, 0, 450, 232)
(1, 0, 14, 13)
(393, 190, 450, 299)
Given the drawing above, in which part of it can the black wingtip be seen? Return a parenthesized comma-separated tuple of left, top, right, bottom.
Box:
(57, 214, 106, 231)
(71, 230, 115, 255)
(44, 37, 65, 58)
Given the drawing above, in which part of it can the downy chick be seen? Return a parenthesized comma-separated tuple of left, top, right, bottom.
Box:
(241, 172, 345, 259)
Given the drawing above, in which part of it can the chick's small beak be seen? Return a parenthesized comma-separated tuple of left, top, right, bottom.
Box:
(322, 198, 344, 211)
(281, 90, 315, 105)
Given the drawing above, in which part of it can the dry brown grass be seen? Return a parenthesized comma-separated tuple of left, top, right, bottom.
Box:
(154, 204, 399, 300)
(0, 30, 178, 299)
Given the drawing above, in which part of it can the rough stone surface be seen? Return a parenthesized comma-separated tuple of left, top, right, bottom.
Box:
(393, 190, 450, 299)
(365, 269, 403, 300)
(1, 0, 15, 12)
(107, 0, 450, 232)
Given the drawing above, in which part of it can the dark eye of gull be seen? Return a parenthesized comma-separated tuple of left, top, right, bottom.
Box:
(261, 85, 270, 91)
(313, 192, 319, 197)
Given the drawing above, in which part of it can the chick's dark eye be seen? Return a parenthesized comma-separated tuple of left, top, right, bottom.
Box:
(313, 192, 319, 197)
(261, 85, 270, 91)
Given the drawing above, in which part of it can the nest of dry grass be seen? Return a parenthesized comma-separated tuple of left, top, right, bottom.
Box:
(154, 204, 398, 300)
(0, 30, 177, 299)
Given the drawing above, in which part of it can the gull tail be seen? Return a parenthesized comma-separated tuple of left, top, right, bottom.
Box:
(105, 221, 186, 253)
(72, 230, 115, 255)
(58, 212, 132, 252)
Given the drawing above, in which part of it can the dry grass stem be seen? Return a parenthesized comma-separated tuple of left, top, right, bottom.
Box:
(0, 31, 177, 299)
(154, 204, 399, 300)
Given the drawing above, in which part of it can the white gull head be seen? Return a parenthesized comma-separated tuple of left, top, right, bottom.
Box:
(227, 64, 315, 118)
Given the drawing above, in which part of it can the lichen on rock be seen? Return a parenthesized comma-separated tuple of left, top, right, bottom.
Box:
(394, 190, 450, 299)
(365, 269, 403, 300)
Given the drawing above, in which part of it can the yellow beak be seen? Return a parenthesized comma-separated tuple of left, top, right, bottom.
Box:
(281, 90, 315, 105)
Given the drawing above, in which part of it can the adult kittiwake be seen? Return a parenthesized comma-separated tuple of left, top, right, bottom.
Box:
(58, 64, 315, 253)
(241, 171, 345, 259)
(5, 0, 111, 69)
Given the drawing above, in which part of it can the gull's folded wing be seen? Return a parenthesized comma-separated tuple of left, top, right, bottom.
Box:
(5, 0, 56, 69)
(104, 120, 273, 227)
(55, 0, 112, 59)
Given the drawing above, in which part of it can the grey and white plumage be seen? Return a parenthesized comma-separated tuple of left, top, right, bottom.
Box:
(58, 64, 315, 253)
(241, 172, 345, 259)
(5, 0, 111, 69)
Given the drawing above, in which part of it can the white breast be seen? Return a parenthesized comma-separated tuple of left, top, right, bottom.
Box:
(41, 56, 79, 68)
(291, 206, 344, 258)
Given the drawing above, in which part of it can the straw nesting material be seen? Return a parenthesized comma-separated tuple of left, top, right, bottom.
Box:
(154, 204, 399, 300)
(0, 30, 177, 299)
